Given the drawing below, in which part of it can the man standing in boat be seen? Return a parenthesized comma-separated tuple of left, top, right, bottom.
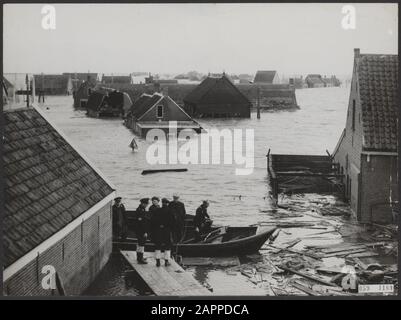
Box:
(169, 193, 187, 243)
(134, 198, 150, 264)
(194, 200, 213, 239)
(112, 197, 127, 240)
(150, 198, 175, 267)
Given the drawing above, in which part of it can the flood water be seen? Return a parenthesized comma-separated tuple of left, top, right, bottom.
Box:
(38, 87, 351, 296)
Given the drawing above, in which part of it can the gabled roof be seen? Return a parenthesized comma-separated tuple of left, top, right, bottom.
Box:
(183, 74, 250, 105)
(356, 53, 398, 152)
(86, 90, 107, 111)
(305, 74, 325, 84)
(138, 95, 196, 122)
(131, 93, 163, 119)
(253, 70, 277, 83)
(3, 107, 114, 267)
(76, 78, 97, 93)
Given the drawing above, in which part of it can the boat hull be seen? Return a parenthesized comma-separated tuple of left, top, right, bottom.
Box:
(113, 227, 276, 257)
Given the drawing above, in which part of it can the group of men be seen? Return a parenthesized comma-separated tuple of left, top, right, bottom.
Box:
(112, 194, 212, 267)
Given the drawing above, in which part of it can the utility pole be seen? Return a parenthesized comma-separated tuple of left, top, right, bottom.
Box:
(257, 86, 261, 119)
(25, 74, 30, 108)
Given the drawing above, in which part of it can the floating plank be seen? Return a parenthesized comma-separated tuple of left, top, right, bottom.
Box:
(268, 244, 322, 259)
(141, 168, 188, 175)
(182, 256, 240, 267)
(121, 251, 212, 296)
(291, 280, 320, 296)
(279, 265, 339, 287)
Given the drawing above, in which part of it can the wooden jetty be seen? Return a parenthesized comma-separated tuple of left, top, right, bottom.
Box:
(267, 149, 344, 199)
(121, 251, 213, 296)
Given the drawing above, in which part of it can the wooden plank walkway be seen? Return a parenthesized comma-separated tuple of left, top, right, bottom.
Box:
(121, 251, 213, 296)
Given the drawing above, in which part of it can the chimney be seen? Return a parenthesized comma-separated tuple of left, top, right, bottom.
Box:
(354, 48, 360, 58)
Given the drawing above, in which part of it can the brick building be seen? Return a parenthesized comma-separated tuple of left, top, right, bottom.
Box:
(332, 49, 398, 223)
(3, 106, 115, 296)
(73, 78, 98, 109)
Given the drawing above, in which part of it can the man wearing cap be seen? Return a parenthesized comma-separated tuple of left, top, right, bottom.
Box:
(150, 198, 175, 267)
(134, 198, 150, 264)
(169, 193, 187, 243)
(112, 197, 127, 240)
(194, 200, 213, 238)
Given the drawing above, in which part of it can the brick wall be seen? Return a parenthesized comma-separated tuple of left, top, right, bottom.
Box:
(360, 155, 398, 223)
(4, 201, 112, 296)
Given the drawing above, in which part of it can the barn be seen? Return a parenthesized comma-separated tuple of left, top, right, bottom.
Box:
(183, 74, 251, 118)
(73, 78, 98, 109)
(332, 49, 398, 223)
(3, 106, 115, 295)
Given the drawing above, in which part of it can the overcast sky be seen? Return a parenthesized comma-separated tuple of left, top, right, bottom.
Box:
(3, 3, 398, 76)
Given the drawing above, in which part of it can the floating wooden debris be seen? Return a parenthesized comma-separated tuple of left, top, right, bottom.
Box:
(278, 265, 339, 287)
(141, 168, 188, 175)
(182, 256, 240, 267)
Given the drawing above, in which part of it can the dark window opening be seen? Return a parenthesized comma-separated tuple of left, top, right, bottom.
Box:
(157, 105, 163, 118)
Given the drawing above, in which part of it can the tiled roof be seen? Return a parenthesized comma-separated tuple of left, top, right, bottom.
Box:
(183, 75, 250, 105)
(3, 107, 114, 267)
(357, 54, 398, 152)
(131, 93, 163, 118)
(253, 70, 277, 83)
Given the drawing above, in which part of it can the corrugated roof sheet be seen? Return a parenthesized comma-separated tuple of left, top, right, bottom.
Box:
(253, 71, 277, 83)
(3, 107, 114, 267)
(357, 54, 398, 152)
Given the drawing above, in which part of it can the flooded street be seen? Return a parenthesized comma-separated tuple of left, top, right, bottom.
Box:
(38, 87, 396, 296)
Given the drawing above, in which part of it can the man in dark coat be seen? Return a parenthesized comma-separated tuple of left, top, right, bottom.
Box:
(112, 197, 127, 240)
(148, 197, 160, 240)
(134, 198, 150, 264)
(168, 193, 186, 243)
(194, 200, 213, 239)
(150, 198, 175, 267)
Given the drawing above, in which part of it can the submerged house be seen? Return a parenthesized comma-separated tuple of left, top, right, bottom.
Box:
(63, 73, 98, 91)
(3, 106, 115, 296)
(305, 74, 325, 88)
(86, 89, 129, 117)
(322, 75, 341, 87)
(253, 71, 280, 84)
(101, 75, 132, 85)
(73, 78, 98, 109)
(126, 92, 202, 137)
(332, 49, 398, 223)
(289, 76, 307, 89)
(183, 74, 252, 118)
(34, 74, 73, 95)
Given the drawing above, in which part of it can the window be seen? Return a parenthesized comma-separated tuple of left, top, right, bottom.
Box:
(352, 100, 356, 131)
(157, 105, 163, 118)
